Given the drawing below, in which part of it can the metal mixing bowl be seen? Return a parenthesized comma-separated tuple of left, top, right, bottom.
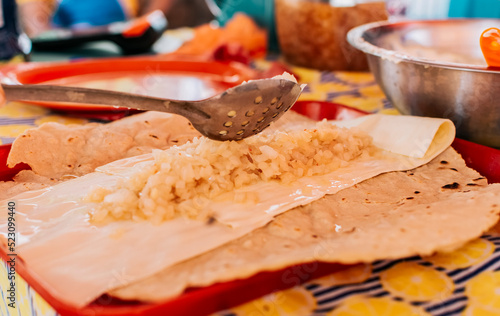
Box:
(347, 19, 500, 147)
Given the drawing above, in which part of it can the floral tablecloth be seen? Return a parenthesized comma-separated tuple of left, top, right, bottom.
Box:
(1, 64, 499, 316)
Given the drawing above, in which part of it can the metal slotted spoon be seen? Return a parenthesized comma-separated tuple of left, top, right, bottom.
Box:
(1, 78, 302, 141)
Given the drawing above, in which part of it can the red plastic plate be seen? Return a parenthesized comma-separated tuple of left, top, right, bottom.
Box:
(1, 101, 499, 316)
(0, 56, 255, 112)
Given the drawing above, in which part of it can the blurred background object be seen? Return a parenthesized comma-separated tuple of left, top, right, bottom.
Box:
(205, 0, 278, 51)
(385, 0, 407, 19)
(173, 13, 267, 63)
(17, 0, 214, 38)
(14, 0, 214, 57)
(275, 0, 388, 71)
(386, 0, 450, 20)
(163, 0, 213, 28)
(480, 27, 500, 67)
(387, 0, 500, 20)
(449, 0, 500, 18)
(0, 0, 31, 63)
(29, 10, 168, 55)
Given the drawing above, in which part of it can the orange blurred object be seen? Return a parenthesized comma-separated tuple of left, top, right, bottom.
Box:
(480, 27, 500, 67)
(122, 15, 151, 38)
(173, 14, 267, 63)
(0, 85, 5, 106)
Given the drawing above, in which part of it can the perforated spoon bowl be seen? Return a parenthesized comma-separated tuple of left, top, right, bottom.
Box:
(1, 78, 302, 141)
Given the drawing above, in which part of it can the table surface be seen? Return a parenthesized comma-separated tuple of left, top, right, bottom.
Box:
(1, 43, 500, 316)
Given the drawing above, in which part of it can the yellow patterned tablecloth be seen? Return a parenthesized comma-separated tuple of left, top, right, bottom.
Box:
(1, 64, 500, 316)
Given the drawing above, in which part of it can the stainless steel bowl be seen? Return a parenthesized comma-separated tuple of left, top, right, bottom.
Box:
(347, 19, 500, 147)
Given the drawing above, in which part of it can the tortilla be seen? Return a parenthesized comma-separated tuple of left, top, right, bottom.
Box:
(0, 170, 60, 200)
(6, 111, 201, 179)
(111, 147, 500, 302)
(0, 114, 487, 308)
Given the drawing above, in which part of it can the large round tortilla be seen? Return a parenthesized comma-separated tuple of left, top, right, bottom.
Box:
(111, 148, 500, 302)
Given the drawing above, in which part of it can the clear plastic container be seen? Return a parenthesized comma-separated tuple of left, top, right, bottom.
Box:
(275, 0, 387, 71)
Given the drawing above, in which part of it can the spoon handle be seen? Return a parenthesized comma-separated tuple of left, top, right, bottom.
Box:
(1, 84, 210, 121)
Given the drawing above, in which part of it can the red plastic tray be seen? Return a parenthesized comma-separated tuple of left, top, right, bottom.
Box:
(1, 100, 499, 316)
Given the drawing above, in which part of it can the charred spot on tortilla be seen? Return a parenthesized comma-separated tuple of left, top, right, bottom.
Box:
(205, 216, 216, 225)
(414, 191, 420, 194)
(406, 197, 414, 200)
(149, 134, 159, 139)
(440, 160, 449, 164)
(344, 227, 356, 234)
(450, 168, 458, 172)
(467, 183, 479, 186)
(474, 177, 486, 181)
(442, 182, 460, 189)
